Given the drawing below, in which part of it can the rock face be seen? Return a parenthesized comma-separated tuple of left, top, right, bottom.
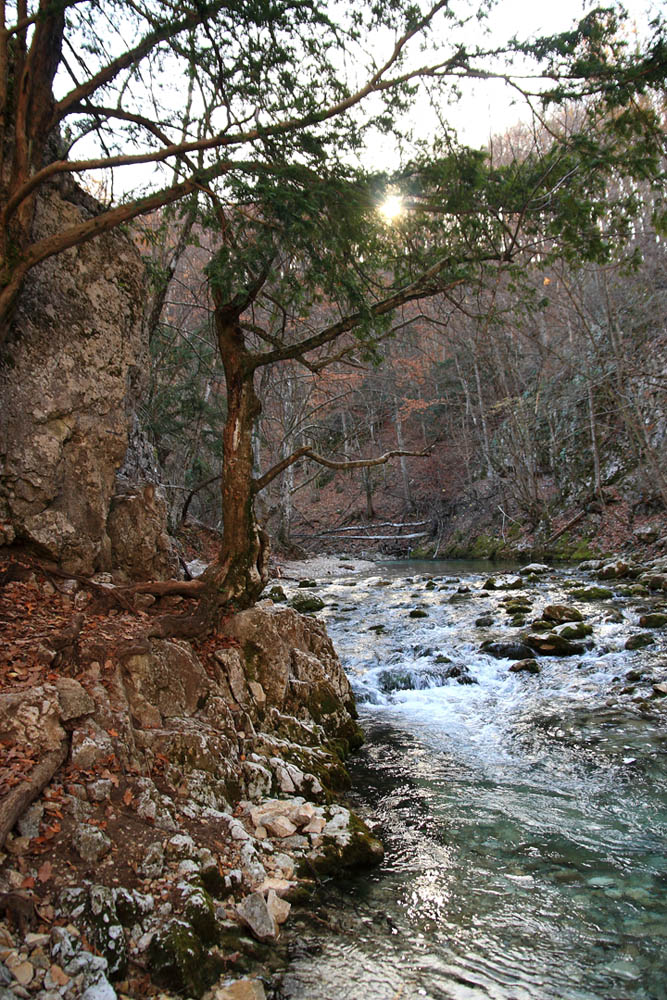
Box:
(0, 184, 176, 580)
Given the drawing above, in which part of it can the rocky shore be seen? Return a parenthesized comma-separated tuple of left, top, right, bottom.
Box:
(0, 568, 383, 1000)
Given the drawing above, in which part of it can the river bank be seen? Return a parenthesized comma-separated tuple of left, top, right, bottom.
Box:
(0, 560, 381, 1000)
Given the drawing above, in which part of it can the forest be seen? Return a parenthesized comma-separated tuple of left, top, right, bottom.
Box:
(0, 1, 666, 999)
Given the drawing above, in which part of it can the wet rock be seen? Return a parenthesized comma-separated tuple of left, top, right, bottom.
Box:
(570, 586, 613, 601)
(638, 613, 667, 628)
(625, 633, 655, 650)
(442, 663, 477, 685)
(553, 622, 593, 640)
(480, 641, 534, 661)
(542, 604, 584, 624)
(523, 634, 585, 657)
(235, 892, 278, 943)
(266, 585, 286, 603)
(509, 659, 540, 674)
(475, 615, 494, 627)
(520, 563, 549, 574)
(290, 593, 325, 614)
(639, 573, 667, 592)
(482, 577, 497, 590)
(597, 559, 633, 580)
(72, 824, 112, 862)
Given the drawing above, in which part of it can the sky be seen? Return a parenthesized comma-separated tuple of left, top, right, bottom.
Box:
(374, 0, 657, 155)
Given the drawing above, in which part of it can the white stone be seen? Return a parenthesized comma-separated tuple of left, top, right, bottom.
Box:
(264, 816, 297, 839)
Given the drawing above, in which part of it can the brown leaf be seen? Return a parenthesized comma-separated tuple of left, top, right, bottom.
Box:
(37, 860, 53, 883)
(21, 875, 35, 889)
(122, 788, 133, 807)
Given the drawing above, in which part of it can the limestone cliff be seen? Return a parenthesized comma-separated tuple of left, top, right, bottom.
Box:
(0, 183, 178, 580)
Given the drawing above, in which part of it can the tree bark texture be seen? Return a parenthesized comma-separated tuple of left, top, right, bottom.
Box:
(199, 304, 269, 612)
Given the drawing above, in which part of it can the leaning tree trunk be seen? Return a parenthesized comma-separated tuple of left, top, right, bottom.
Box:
(199, 307, 269, 613)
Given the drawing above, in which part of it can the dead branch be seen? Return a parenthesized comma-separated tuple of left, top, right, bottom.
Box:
(0, 741, 68, 850)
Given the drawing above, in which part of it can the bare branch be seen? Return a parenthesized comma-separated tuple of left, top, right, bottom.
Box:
(254, 444, 432, 494)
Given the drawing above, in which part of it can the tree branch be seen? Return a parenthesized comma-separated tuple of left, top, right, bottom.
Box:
(253, 444, 432, 494)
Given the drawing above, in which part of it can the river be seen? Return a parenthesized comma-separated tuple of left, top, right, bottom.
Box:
(276, 560, 667, 1000)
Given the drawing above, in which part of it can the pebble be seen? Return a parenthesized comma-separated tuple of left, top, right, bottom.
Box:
(11, 960, 34, 986)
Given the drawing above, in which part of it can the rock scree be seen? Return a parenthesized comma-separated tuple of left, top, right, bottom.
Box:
(0, 581, 381, 1000)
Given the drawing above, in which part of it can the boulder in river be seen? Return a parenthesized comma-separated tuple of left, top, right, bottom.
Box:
(554, 622, 593, 640)
(520, 563, 549, 575)
(625, 633, 654, 650)
(481, 640, 534, 661)
(569, 586, 613, 601)
(290, 593, 325, 614)
(597, 560, 635, 580)
(523, 633, 586, 656)
(542, 604, 584, 624)
(638, 612, 667, 628)
(509, 659, 540, 674)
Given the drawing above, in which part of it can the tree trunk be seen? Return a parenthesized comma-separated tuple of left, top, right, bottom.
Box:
(199, 304, 269, 613)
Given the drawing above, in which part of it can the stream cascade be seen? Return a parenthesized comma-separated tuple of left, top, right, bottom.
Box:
(277, 558, 667, 1000)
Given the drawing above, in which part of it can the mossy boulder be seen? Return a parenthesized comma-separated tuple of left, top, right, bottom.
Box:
(554, 622, 593, 640)
(306, 808, 384, 877)
(298, 579, 318, 589)
(150, 919, 221, 996)
(182, 886, 218, 944)
(409, 608, 429, 618)
(639, 612, 667, 628)
(290, 593, 325, 614)
(58, 885, 128, 979)
(266, 585, 287, 603)
(569, 586, 613, 601)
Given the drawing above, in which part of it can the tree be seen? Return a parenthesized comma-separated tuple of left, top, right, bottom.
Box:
(2, 0, 665, 622)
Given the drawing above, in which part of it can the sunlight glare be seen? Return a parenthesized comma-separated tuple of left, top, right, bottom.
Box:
(379, 193, 404, 223)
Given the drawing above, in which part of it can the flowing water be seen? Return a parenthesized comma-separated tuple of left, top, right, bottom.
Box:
(277, 561, 667, 1000)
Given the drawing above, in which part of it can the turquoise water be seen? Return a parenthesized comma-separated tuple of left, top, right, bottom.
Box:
(277, 562, 667, 1000)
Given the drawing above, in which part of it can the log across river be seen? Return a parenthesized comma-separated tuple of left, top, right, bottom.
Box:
(277, 559, 667, 1000)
